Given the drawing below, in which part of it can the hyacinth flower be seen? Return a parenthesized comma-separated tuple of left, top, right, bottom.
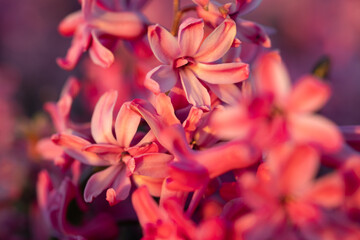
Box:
(197, 0, 271, 48)
(145, 17, 249, 110)
(235, 144, 352, 239)
(57, 0, 147, 70)
(130, 94, 259, 191)
(37, 170, 118, 239)
(132, 186, 227, 240)
(52, 91, 173, 205)
(211, 51, 343, 153)
(36, 77, 82, 169)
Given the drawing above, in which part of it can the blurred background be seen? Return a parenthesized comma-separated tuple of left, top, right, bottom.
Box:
(0, 0, 359, 238)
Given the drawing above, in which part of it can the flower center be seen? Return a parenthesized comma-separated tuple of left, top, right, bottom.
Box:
(173, 57, 194, 69)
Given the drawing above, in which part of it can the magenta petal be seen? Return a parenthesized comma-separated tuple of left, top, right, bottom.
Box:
(84, 164, 122, 203)
(179, 69, 211, 110)
(88, 31, 115, 68)
(178, 18, 204, 57)
(106, 166, 131, 206)
(148, 24, 180, 64)
(287, 75, 331, 113)
(194, 19, 236, 63)
(134, 153, 173, 178)
(191, 62, 249, 84)
(236, 19, 271, 47)
(91, 91, 118, 144)
(236, 0, 263, 16)
(206, 83, 241, 104)
(145, 65, 178, 94)
(114, 102, 141, 147)
(288, 114, 343, 153)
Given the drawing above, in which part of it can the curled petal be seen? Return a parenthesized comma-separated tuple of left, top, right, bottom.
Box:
(178, 18, 204, 56)
(84, 164, 123, 203)
(288, 114, 343, 153)
(60, 77, 80, 99)
(236, 19, 271, 47)
(106, 166, 131, 206)
(287, 75, 331, 113)
(148, 24, 180, 64)
(194, 19, 236, 63)
(191, 62, 249, 84)
(57, 25, 91, 70)
(51, 133, 107, 166)
(114, 102, 141, 147)
(179, 69, 211, 110)
(90, 11, 146, 39)
(88, 32, 115, 68)
(144, 65, 177, 94)
(254, 51, 290, 103)
(91, 91, 118, 144)
(58, 11, 84, 36)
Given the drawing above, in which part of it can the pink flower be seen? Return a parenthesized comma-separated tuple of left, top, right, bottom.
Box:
(57, 0, 147, 70)
(197, 0, 271, 48)
(211, 51, 343, 153)
(145, 17, 249, 110)
(53, 91, 172, 205)
(235, 144, 346, 239)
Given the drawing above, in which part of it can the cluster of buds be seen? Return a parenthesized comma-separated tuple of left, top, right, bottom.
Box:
(35, 0, 360, 239)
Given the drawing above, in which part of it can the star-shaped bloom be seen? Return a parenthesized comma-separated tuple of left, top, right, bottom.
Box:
(145, 17, 249, 110)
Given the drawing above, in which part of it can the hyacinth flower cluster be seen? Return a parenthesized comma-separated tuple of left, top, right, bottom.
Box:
(34, 0, 360, 239)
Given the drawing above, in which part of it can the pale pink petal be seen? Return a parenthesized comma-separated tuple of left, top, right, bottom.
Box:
(144, 65, 177, 94)
(91, 91, 118, 144)
(57, 25, 91, 70)
(196, 141, 259, 178)
(36, 138, 64, 160)
(83, 143, 124, 154)
(196, 2, 224, 28)
(132, 186, 164, 226)
(88, 31, 115, 68)
(90, 11, 146, 39)
(287, 75, 331, 113)
(288, 114, 343, 153)
(44, 99, 70, 132)
(194, 19, 236, 63)
(106, 166, 131, 205)
(253, 51, 291, 103)
(114, 102, 141, 147)
(154, 93, 180, 126)
(148, 24, 180, 64)
(58, 11, 84, 36)
(134, 153, 173, 178)
(84, 164, 122, 203)
(191, 62, 249, 84)
(236, 19, 271, 47)
(36, 170, 53, 210)
(183, 107, 203, 140)
(303, 173, 344, 208)
(206, 83, 241, 104)
(179, 69, 211, 110)
(178, 18, 204, 56)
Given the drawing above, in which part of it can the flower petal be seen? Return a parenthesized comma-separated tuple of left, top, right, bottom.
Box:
(253, 51, 291, 103)
(144, 65, 178, 94)
(134, 153, 173, 178)
(194, 18, 236, 63)
(148, 24, 180, 64)
(91, 91, 118, 144)
(88, 31, 115, 68)
(288, 114, 343, 153)
(106, 166, 131, 206)
(206, 83, 241, 104)
(191, 62, 249, 84)
(236, 19, 271, 47)
(58, 11, 84, 36)
(179, 69, 211, 110)
(84, 164, 122, 203)
(235, 0, 263, 16)
(287, 75, 331, 113)
(114, 102, 141, 147)
(132, 175, 164, 197)
(178, 18, 204, 56)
